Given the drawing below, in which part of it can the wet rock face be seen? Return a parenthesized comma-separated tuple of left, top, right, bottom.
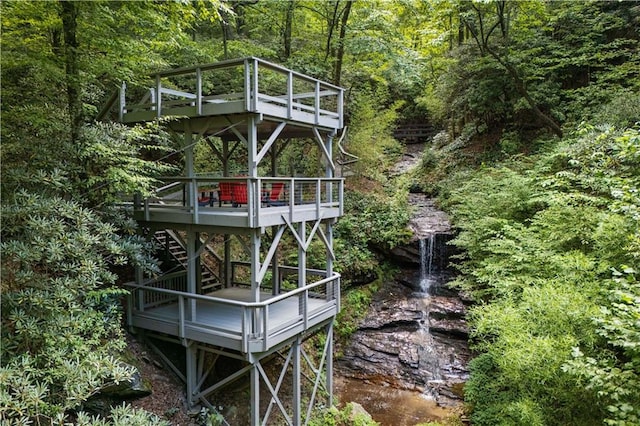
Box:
(338, 189, 471, 407)
(337, 280, 470, 406)
(389, 233, 455, 269)
(389, 196, 456, 268)
(407, 195, 452, 239)
(100, 367, 152, 399)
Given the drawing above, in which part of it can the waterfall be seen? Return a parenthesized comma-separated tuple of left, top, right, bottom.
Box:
(419, 234, 436, 293)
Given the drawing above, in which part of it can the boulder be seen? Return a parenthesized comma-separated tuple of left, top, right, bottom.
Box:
(100, 365, 152, 399)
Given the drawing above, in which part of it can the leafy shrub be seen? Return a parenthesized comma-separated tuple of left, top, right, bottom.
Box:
(0, 121, 169, 424)
(307, 402, 379, 426)
(334, 190, 411, 284)
(563, 268, 640, 426)
(335, 281, 379, 342)
(0, 194, 159, 423)
(442, 125, 639, 424)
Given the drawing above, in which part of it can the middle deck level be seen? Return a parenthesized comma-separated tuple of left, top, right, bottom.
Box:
(133, 176, 343, 230)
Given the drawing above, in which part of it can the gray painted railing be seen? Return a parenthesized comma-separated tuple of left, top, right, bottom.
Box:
(120, 57, 344, 129)
(125, 273, 340, 352)
(133, 176, 343, 227)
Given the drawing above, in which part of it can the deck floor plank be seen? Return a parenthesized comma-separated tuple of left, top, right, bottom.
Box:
(137, 287, 327, 338)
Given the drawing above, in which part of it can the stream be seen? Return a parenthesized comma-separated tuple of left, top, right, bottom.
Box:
(335, 376, 451, 424)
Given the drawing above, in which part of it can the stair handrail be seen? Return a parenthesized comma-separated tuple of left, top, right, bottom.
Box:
(336, 126, 359, 165)
(154, 229, 222, 285)
(96, 88, 119, 121)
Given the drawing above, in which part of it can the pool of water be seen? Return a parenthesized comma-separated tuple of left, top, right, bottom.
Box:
(335, 377, 452, 425)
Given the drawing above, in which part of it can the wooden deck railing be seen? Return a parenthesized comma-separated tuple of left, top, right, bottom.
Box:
(118, 57, 344, 129)
(125, 273, 340, 352)
(393, 123, 434, 142)
(230, 262, 329, 290)
(132, 270, 188, 310)
(133, 176, 343, 227)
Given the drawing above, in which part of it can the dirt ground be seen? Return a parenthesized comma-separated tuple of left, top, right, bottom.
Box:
(126, 334, 196, 425)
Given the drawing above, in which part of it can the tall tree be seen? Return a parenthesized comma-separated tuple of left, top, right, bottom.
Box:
(60, 0, 82, 142)
(333, 0, 353, 85)
(460, 0, 563, 137)
(282, 0, 296, 59)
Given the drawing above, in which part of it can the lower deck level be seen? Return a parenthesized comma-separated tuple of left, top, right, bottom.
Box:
(126, 277, 340, 357)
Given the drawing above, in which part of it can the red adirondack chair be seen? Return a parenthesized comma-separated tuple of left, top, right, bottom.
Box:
(267, 182, 286, 206)
(232, 182, 248, 207)
(218, 182, 233, 206)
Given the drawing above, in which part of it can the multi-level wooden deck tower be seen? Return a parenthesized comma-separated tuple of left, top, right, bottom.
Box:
(110, 57, 344, 425)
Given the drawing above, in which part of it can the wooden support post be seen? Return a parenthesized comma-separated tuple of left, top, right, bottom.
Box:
(250, 228, 261, 304)
(155, 74, 161, 118)
(119, 81, 126, 122)
(293, 336, 302, 426)
(287, 71, 293, 119)
(326, 322, 334, 408)
(250, 363, 260, 426)
(314, 81, 320, 125)
(196, 67, 202, 115)
(186, 230, 197, 321)
(298, 222, 306, 290)
(195, 232, 202, 294)
(222, 139, 232, 289)
(186, 342, 197, 407)
(272, 234, 279, 296)
(184, 128, 195, 212)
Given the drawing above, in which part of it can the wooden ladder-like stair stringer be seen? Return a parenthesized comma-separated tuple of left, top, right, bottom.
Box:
(153, 230, 223, 293)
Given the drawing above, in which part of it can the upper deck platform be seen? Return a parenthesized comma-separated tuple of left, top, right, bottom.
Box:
(108, 57, 344, 136)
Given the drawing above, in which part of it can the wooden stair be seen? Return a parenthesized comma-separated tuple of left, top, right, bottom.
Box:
(154, 230, 223, 293)
(393, 123, 435, 143)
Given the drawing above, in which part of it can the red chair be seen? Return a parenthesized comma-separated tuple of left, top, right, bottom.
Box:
(232, 182, 248, 207)
(267, 182, 286, 206)
(218, 182, 233, 206)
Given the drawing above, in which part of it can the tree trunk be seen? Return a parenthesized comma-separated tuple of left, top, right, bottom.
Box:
(220, 19, 229, 59)
(462, 2, 562, 138)
(486, 47, 563, 138)
(324, 1, 341, 62)
(282, 1, 295, 59)
(333, 0, 353, 86)
(60, 0, 82, 143)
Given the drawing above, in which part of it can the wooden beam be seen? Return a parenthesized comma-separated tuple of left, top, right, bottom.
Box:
(313, 128, 335, 172)
(254, 122, 286, 168)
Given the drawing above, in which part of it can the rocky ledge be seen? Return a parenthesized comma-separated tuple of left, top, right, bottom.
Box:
(337, 279, 470, 406)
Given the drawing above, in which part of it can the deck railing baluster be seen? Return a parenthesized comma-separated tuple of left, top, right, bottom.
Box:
(315, 179, 321, 216)
(314, 81, 320, 125)
(179, 295, 185, 339)
(262, 305, 269, 351)
(196, 68, 202, 115)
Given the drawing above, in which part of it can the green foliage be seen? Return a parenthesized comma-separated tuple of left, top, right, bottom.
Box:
(307, 402, 379, 426)
(563, 268, 640, 426)
(346, 88, 404, 181)
(0, 194, 159, 423)
(441, 125, 640, 424)
(337, 191, 411, 251)
(421, 0, 639, 152)
(334, 190, 411, 284)
(73, 404, 170, 426)
(335, 281, 379, 342)
(77, 122, 176, 206)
